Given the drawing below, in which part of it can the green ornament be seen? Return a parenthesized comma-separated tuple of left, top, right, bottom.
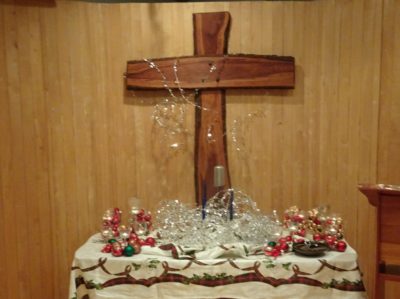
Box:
(268, 241, 277, 247)
(108, 238, 117, 244)
(123, 245, 135, 257)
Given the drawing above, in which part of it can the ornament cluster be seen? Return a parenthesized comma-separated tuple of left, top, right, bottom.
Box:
(264, 236, 292, 257)
(101, 233, 156, 257)
(281, 205, 347, 253)
(100, 208, 122, 239)
(100, 206, 156, 257)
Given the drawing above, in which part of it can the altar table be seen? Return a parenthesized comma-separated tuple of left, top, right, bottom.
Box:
(69, 235, 366, 299)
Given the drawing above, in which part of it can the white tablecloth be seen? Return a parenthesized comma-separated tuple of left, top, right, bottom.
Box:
(69, 235, 366, 299)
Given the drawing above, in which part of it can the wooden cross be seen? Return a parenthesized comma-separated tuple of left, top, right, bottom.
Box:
(126, 12, 295, 204)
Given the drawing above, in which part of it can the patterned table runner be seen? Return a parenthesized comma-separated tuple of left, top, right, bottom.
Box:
(70, 235, 366, 299)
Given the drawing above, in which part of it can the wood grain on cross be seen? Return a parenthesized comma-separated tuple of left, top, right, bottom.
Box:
(126, 12, 295, 204)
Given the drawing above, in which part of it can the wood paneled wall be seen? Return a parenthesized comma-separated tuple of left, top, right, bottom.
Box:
(0, 0, 397, 298)
(379, 0, 400, 185)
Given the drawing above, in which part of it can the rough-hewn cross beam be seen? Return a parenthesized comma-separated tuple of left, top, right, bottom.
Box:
(126, 55, 295, 89)
(126, 12, 295, 204)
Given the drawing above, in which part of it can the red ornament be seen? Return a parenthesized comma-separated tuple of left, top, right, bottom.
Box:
(101, 244, 112, 253)
(111, 216, 119, 225)
(296, 229, 306, 237)
(285, 235, 293, 242)
(128, 238, 136, 247)
(313, 233, 322, 241)
(336, 240, 347, 252)
(111, 241, 124, 257)
(280, 243, 289, 252)
(278, 237, 287, 244)
(293, 237, 305, 244)
(293, 214, 305, 222)
(144, 237, 156, 247)
(271, 248, 281, 257)
(324, 235, 336, 248)
(130, 233, 139, 241)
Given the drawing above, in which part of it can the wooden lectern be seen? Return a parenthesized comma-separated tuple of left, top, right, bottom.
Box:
(359, 184, 400, 299)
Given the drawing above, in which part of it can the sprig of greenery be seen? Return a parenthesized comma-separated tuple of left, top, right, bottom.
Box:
(282, 262, 292, 271)
(262, 258, 276, 269)
(147, 259, 161, 269)
(131, 262, 142, 271)
(184, 272, 234, 284)
(322, 278, 364, 289)
(86, 279, 103, 290)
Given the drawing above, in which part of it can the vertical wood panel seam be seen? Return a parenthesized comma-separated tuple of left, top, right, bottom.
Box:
(38, 10, 56, 298)
(0, 6, 10, 297)
(12, 7, 31, 298)
(376, 0, 387, 184)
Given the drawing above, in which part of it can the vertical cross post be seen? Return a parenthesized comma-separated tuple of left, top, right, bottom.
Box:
(194, 12, 231, 203)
